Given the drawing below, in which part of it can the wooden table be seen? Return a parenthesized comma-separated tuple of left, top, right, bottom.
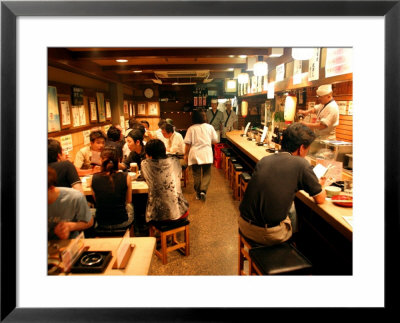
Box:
(81, 177, 149, 195)
(49, 237, 156, 275)
(226, 130, 353, 241)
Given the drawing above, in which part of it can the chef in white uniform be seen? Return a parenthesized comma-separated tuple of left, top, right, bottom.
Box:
(299, 84, 339, 140)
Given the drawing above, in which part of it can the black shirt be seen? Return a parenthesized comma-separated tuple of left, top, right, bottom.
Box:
(48, 160, 81, 188)
(92, 172, 128, 226)
(123, 146, 146, 170)
(239, 152, 322, 225)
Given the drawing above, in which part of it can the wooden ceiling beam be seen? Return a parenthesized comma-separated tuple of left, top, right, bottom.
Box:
(69, 48, 272, 59)
(103, 63, 247, 71)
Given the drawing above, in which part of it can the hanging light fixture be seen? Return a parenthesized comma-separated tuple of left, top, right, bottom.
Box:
(253, 56, 268, 76)
(291, 48, 314, 60)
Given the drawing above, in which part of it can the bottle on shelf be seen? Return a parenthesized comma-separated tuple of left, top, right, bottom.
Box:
(193, 88, 198, 107)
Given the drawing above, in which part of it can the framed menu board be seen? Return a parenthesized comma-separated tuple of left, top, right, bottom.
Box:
(88, 98, 97, 123)
(137, 102, 147, 116)
(105, 99, 112, 120)
(58, 96, 72, 129)
(148, 102, 160, 116)
(48, 86, 61, 132)
(96, 92, 106, 122)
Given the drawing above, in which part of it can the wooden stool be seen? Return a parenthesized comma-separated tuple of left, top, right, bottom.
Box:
(239, 172, 252, 201)
(149, 218, 190, 265)
(181, 166, 189, 188)
(238, 230, 263, 275)
(227, 157, 238, 183)
(249, 242, 312, 275)
(231, 163, 244, 200)
(221, 148, 233, 173)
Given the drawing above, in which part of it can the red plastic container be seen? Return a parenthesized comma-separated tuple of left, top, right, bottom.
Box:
(213, 157, 222, 169)
(213, 143, 227, 159)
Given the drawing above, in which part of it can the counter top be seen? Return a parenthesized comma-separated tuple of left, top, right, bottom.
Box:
(81, 177, 149, 195)
(49, 237, 156, 275)
(226, 130, 353, 241)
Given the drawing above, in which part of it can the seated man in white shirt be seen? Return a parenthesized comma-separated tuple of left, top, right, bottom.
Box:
(161, 123, 185, 155)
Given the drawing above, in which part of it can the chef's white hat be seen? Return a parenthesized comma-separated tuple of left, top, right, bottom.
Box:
(316, 84, 332, 96)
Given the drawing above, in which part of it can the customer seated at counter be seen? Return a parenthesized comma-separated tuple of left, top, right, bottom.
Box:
(121, 128, 146, 171)
(122, 120, 147, 159)
(239, 123, 326, 246)
(48, 139, 83, 193)
(74, 130, 106, 176)
(91, 147, 134, 231)
(105, 125, 124, 163)
(48, 167, 93, 240)
(141, 139, 189, 223)
(161, 122, 185, 155)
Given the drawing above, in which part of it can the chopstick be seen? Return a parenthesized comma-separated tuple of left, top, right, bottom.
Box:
(331, 199, 353, 203)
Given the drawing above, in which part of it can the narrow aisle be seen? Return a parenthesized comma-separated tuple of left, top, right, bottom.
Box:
(148, 165, 241, 275)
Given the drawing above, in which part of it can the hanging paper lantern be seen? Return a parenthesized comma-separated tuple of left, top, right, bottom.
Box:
(241, 101, 248, 118)
(284, 95, 297, 124)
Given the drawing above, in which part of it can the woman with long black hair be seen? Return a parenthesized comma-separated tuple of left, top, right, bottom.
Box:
(91, 146, 133, 231)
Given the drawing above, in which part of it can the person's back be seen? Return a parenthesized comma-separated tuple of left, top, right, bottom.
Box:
(240, 153, 321, 225)
(92, 171, 128, 225)
(238, 123, 325, 246)
(48, 139, 82, 191)
(141, 139, 189, 222)
(184, 123, 216, 165)
(48, 167, 93, 240)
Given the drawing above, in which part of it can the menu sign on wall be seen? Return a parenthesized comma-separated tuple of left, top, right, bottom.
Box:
(308, 48, 321, 81)
(325, 48, 352, 78)
(276, 63, 285, 82)
(293, 60, 303, 85)
(60, 134, 73, 153)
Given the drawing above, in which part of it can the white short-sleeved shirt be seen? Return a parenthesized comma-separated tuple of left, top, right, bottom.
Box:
(184, 123, 218, 166)
(315, 100, 339, 140)
(166, 131, 185, 155)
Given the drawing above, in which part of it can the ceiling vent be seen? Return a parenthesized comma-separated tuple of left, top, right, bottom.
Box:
(155, 70, 210, 79)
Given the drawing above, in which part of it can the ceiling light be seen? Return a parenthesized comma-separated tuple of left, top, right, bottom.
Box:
(116, 59, 128, 63)
(253, 56, 268, 76)
(152, 79, 162, 84)
(227, 68, 234, 71)
(269, 48, 284, 57)
(133, 70, 142, 73)
(291, 48, 314, 60)
(239, 55, 247, 58)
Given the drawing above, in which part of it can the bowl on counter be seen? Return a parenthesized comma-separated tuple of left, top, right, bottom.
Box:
(325, 186, 342, 198)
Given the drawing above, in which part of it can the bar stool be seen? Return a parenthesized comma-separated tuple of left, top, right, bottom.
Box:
(149, 218, 190, 265)
(249, 242, 312, 275)
(231, 163, 244, 200)
(239, 172, 252, 201)
(221, 148, 232, 173)
(238, 230, 263, 275)
(227, 156, 238, 182)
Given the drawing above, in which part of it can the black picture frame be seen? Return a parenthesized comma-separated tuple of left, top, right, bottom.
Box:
(1, 1, 398, 321)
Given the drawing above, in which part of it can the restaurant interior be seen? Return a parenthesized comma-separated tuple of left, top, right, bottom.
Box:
(47, 47, 353, 276)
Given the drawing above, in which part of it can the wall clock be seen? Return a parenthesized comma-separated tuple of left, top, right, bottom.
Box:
(144, 88, 154, 99)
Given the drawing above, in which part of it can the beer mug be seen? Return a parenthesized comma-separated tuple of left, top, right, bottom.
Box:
(130, 162, 138, 173)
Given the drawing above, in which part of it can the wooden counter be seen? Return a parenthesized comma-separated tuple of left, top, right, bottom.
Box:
(81, 177, 149, 195)
(49, 237, 156, 275)
(226, 130, 353, 241)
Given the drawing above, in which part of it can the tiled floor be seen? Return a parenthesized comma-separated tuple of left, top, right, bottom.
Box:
(148, 165, 241, 275)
